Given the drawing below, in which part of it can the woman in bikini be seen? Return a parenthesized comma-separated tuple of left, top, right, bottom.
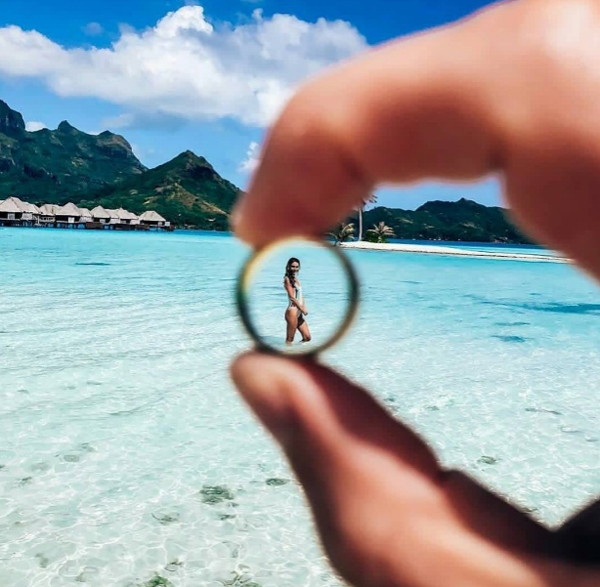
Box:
(283, 257, 311, 345)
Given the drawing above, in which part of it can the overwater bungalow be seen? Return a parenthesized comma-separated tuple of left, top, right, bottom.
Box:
(4, 197, 44, 224)
(79, 208, 93, 223)
(106, 209, 121, 225)
(39, 204, 59, 225)
(20, 201, 42, 221)
(0, 197, 22, 221)
(40, 203, 60, 216)
(139, 210, 170, 228)
(116, 208, 140, 225)
(55, 202, 82, 225)
(91, 206, 111, 224)
(0, 199, 173, 230)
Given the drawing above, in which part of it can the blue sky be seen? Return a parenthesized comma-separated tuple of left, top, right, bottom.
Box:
(0, 0, 502, 209)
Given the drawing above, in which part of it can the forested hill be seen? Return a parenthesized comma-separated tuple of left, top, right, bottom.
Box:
(358, 198, 530, 243)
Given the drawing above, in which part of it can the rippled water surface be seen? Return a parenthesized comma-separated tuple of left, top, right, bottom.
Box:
(1, 228, 599, 586)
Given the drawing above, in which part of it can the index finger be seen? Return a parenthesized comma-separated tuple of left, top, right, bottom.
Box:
(233, 11, 501, 245)
(232, 0, 600, 280)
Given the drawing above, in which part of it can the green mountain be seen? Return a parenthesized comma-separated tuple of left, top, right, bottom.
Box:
(0, 100, 241, 229)
(356, 199, 530, 243)
(75, 150, 242, 231)
(0, 100, 145, 200)
(0, 99, 527, 238)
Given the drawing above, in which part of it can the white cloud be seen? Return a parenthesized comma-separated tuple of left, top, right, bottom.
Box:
(102, 113, 135, 129)
(239, 141, 260, 172)
(0, 5, 367, 127)
(82, 22, 104, 36)
(25, 120, 47, 131)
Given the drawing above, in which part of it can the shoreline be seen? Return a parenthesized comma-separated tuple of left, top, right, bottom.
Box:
(340, 241, 568, 263)
(0, 225, 569, 263)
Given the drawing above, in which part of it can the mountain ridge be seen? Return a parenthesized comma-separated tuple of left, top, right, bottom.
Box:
(0, 100, 146, 200)
(73, 149, 241, 231)
(0, 100, 242, 230)
(356, 198, 530, 243)
(0, 99, 530, 240)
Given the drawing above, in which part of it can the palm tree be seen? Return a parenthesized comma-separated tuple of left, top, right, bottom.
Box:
(365, 221, 395, 243)
(356, 193, 378, 241)
(327, 222, 355, 245)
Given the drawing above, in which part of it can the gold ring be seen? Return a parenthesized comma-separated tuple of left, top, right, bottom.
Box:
(236, 237, 360, 356)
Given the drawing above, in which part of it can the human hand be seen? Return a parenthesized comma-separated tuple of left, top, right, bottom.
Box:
(231, 0, 600, 584)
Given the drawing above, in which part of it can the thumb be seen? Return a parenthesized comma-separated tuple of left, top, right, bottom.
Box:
(229, 352, 558, 587)
(230, 351, 443, 585)
(230, 352, 439, 479)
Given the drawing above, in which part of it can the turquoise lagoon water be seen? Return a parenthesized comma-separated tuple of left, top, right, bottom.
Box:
(1, 227, 599, 586)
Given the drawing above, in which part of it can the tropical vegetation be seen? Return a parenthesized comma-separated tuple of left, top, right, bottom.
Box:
(364, 221, 396, 243)
(0, 100, 144, 201)
(348, 198, 531, 243)
(74, 151, 240, 231)
(0, 98, 536, 240)
(355, 193, 377, 241)
(327, 222, 355, 244)
(0, 100, 241, 230)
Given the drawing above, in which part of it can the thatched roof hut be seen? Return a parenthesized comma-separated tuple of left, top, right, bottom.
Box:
(139, 210, 167, 226)
(1, 199, 172, 229)
(116, 208, 139, 224)
(91, 205, 111, 221)
(20, 201, 42, 215)
(10, 199, 42, 220)
(40, 204, 60, 216)
(105, 209, 121, 223)
(55, 202, 82, 222)
(36, 203, 56, 223)
(13, 198, 42, 220)
(0, 197, 24, 217)
(57, 202, 81, 216)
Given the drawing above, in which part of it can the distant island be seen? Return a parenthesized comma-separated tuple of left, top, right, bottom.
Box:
(354, 198, 531, 244)
(0, 99, 529, 242)
(0, 100, 239, 231)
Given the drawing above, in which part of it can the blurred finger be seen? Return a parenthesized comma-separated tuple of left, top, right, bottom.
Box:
(233, 3, 503, 245)
(230, 352, 572, 586)
(233, 0, 600, 280)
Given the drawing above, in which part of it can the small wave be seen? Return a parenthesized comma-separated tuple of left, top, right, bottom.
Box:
(74, 262, 111, 266)
(492, 335, 530, 343)
(484, 299, 600, 316)
(525, 407, 562, 416)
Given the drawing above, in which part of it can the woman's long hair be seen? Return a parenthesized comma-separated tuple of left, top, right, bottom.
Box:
(285, 257, 301, 286)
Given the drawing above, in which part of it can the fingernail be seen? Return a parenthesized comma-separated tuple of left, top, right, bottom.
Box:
(230, 353, 295, 446)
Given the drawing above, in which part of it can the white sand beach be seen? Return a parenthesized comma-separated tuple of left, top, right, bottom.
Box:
(341, 241, 568, 263)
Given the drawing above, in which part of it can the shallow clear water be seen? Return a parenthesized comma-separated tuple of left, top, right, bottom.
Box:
(1, 228, 599, 586)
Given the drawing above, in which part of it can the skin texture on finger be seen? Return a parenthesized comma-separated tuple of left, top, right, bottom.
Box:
(233, 3, 503, 246)
(230, 353, 598, 587)
(230, 1, 600, 585)
(558, 500, 600, 564)
(233, 0, 600, 282)
(490, 0, 600, 276)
